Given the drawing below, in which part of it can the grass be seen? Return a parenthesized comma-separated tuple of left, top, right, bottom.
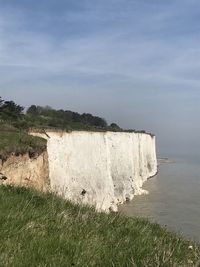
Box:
(0, 185, 199, 267)
(0, 130, 47, 161)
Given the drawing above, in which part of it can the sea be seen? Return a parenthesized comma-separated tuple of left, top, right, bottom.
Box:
(119, 154, 200, 242)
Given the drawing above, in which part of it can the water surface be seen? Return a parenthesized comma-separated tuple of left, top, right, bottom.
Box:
(119, 156, 200, 242)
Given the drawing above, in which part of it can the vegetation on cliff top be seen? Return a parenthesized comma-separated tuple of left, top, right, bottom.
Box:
(0, 185, 199, 267)
(0, 96, 150, 134)
(0, 96, 154, 159)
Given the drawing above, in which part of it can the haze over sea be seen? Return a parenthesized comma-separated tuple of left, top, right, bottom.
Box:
(0, 1, 200, 240)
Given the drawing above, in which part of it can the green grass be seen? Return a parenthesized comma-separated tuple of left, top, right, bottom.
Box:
(0, 185, 199, 267)
(0, 130, 47, 161)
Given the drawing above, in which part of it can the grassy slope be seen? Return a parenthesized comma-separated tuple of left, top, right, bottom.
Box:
(0, 185, 199, 267)
(0, 131, 46, 161)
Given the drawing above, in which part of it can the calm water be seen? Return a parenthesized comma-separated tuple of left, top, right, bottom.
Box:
(119, 155, 200, 242)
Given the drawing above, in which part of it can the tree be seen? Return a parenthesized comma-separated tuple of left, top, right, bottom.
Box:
(0, 97, 4, 113)
(27, 105, 38, 116)
(110, 123, 120, 129)
(0, 97, 4, 121)
(0, 97, 4, 107)
(92, 116, 107, 127)
(1, 101, 24, 121)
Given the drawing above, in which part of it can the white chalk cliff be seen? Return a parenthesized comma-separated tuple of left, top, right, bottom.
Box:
(31, 131, 157, 212)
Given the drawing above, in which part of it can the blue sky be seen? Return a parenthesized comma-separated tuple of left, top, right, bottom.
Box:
(0, 0, 200, 155)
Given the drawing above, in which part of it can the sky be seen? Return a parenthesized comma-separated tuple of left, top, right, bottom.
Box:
(0, 0, 200, 156)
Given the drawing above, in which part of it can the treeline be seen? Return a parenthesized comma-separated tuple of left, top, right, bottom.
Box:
(26, 105, 111, 129)
(0, 96, 151, 134)
(0, 97, 121, 131)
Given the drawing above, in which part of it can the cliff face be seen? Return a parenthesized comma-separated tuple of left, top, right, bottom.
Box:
(31, 131, 157, 212)
(0, 131, 157, 211)
(0, 152, 49, 191)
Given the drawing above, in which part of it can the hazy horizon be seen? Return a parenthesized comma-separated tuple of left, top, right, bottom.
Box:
(1, 0, 200, 157)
